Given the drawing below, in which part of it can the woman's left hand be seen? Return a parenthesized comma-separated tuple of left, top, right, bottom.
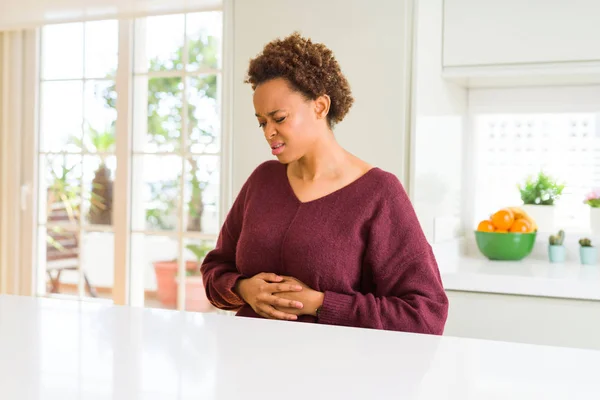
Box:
(273, 276, 324, 317)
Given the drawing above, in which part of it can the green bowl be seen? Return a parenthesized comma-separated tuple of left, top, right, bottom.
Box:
(474, 231, 537, 261)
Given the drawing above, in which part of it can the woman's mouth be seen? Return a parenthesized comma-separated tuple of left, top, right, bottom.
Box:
(271, 143, 285, 156)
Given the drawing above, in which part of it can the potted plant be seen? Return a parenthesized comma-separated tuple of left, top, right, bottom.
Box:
(548, 229, 566, 263)
(153, 243, 215, 310)
(153, 255, 199, 309)
(578, 238, 597, 265)
(518, 171, 564, 232)
(584, 189, 600, 233)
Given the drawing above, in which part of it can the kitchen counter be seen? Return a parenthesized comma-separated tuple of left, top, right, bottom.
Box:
(439, 256, 600, 301)
(1, 294, 600, 399)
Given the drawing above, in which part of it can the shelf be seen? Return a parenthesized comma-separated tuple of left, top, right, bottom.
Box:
(439, 255, 600, 301)
(442, 60, 600, 88)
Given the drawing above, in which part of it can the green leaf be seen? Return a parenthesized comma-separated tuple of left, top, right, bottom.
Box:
(517, 171, 564, 206)
(185, 243, 213, 261)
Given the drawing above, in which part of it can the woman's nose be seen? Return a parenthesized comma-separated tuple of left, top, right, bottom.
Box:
(264, 123, 276, 140)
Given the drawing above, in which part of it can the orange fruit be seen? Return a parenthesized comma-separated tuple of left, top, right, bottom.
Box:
(491, 208, 515, 230)
(495, 229, 508, 233)
(509, 218, 532, 233)
(477, 220, 495, 232)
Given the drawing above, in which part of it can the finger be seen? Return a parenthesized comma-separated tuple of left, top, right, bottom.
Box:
(269, 295, 303, 309)
(273, 306, 302, 315)
(270, 283, 303, 293)
(256, 310, 274, 320)
(262, 305, 298, 321)
(257, 272, 283, 283)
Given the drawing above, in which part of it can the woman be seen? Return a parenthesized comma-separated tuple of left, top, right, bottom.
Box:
(200, 33, 448, 334)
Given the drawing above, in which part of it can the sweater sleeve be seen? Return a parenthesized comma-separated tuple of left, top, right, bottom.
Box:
(200, 179, 250, 311)
(317, 177, 449, 335)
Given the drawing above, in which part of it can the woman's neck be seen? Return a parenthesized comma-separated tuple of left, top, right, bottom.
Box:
(289, 131, 350, 181)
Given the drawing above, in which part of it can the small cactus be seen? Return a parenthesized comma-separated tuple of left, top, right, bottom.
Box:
(549, 230, 565, 246)
(579, 238, 593, 247)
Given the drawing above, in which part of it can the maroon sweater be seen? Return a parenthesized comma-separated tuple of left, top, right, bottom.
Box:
(201, 161, 448, 334)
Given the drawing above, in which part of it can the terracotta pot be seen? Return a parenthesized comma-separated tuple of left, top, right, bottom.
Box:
(153, 260, 198, 307)
(182, 276, 215, 312)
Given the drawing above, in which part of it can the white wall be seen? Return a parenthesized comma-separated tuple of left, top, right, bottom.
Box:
(411, 0, 468, 243)
(230, 0, 414, 195)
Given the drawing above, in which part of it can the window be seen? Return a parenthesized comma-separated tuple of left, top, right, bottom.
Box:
(37, 11, 224, 311)
(38, 20, 119, 300)
(129, 13, 223, 309)
(472, 112, 600, 232)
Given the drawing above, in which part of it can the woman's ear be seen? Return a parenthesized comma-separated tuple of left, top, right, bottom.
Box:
(314, 94, 331, 121)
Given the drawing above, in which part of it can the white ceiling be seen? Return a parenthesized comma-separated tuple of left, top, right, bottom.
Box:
(0, 0, 222, 30)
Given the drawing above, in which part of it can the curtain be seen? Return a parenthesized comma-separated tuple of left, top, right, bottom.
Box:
(0, 30, 37, 295)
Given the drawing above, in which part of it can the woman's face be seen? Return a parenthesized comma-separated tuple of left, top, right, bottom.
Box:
(253, 78, 325, 164)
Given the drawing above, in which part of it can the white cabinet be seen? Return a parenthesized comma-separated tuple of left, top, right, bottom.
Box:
(443, 0, 600, 67)
(444, 291, 600, 351)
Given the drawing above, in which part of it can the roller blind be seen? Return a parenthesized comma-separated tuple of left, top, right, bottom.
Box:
(0, 0, 222, 30)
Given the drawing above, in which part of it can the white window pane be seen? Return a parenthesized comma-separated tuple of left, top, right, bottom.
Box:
(42, 23, 84, 80)
(182, 238, 216, 312)
(85, 20, 119, 79)
(42, 225, 79, 295)
(40, 81, 83, 152)
(39, 154, 82, 228)
(188, 75, 220, 153)
(185, 156, 220, 234)
(83, 155, 116, 226)
(133, 76, 183, 153)
(131, 234, 179, 309)
(186, 12, 222, 71)
(81, 231, 114, 299)
(135, 14, 185, 73)
(43, 230, 113, 300)
(130, 234, 216, 311)
(83, 80, 117, 152)
(131, 155, 182, 232)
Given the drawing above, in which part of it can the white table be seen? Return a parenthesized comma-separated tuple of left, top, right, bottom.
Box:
(1, 295, 599, 399)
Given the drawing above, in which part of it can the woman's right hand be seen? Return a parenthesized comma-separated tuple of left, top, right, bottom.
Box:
(235, 273, 304, 320)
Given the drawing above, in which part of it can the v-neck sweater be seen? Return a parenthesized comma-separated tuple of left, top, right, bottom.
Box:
(200, 161, 449, 334)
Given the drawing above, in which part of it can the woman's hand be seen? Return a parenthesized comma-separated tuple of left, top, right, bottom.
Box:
(235, 273, 305, 320)
(273, 276, 324, 317)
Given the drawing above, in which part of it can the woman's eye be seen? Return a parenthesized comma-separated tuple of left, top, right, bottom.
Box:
(258, 117, 285, 128)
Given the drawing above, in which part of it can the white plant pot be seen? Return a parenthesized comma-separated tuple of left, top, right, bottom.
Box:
(590, 208, 600, 234)
(522, 204, 555, 233)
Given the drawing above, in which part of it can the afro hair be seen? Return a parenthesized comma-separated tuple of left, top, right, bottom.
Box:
(245, 32, 354, 127)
